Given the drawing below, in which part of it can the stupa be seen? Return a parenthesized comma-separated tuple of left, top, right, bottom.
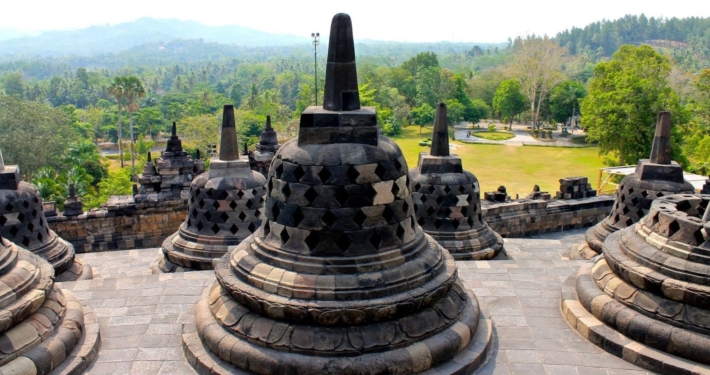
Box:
(182, 14, 491, 374)
(62, 183, 84, 217)
(571, 112, 694, 259)
(252, 115, 280, 175)
(562, 194, 710, 373)
(0, 152, 91, 281)
(155, 105, 266, 273)
(410, 102, 504, 260)
(0, 233, 99, 373)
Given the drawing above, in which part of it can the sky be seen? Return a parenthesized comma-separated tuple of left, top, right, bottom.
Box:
(1, 0, 706, 43)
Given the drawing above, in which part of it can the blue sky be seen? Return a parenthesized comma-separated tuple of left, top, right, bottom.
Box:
(2, 0, 705, 43)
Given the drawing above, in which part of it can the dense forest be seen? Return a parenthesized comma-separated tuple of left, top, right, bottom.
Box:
(0, 14, 709, 209)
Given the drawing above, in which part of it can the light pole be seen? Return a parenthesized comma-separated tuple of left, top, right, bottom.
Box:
(311, 32, 320, 106)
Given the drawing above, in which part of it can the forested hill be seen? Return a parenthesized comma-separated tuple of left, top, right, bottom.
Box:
(555, 15, 710, 56)
(0, 18, 309, 56)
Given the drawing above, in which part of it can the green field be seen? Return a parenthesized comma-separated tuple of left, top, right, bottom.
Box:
(390, 127, 605, 197)
(470, 131, 515, 141)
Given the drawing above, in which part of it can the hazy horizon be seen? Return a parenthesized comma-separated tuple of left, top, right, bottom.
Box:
(2, 0, 707, 43)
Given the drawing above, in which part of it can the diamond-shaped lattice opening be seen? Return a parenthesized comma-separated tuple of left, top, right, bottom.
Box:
(0, 216, 6, 226)
(280, 228, 290, 244)
(252, 188, 258, 196)
(321, 210, 337, 228)
(211, 224, 220, 234)
(628, 187, 634, 194)
(33, 197, 39, 204)
(275, 164, 284, 178)
(641, 190, 649, 198)
(426, 206, 436, 216)
(444, 186, 451, 194)
(394, 158, 403, 171)
(293, 208, 304, 226)
(263, 222, 270, 236)
(625, 218, 634, 226)
(631, 197, 639, 206)
(272, 204, 280, 220)
(467, 195, 473, 203)
(196, 221, 204, 231)
(282, 184, 291, 198)
(410, 218, 416, 230)
(17, 213, 25, 222)
(22, 236, 30, 247)
(382, 206, 394, 222)
(375, 163, 387, 180)
(418, 216, 426, 226)
(28, 223, 34, 231)
(346, 167, 360, 183)
(220, 212, 229, 222)
(219, 190, 229, 200)
(336, 234, 350, 251)
(365, 185, 377, 202)
(435, 196, 443, 205)
(239, 212, 247, 222)
(31, 209, 37, 218)
(39, 218, 43, 226)
(230, 224, 239, 234)
(452, 219, 460, 230)
(402, 201, 410, 213)
(396, 225, 405, 241)
(459, 185, 466, 194)
(335, 187, 349, 207)
(414, 183, 421, 192)
(443, 207, 452, 216)
(434, 219, 442, 229)
(248, 223, 257, 233)
(229, 201, 238, 210)
(305, 232, 319, 250)
(391, 182, 400, 196)
(668, 220, 680, 237)
(621, 205, 629, 215)
(294, 166, 306, 181)
(694, 229, 706, 245)
(4, 204, 13, 212)
(206, 190, 214, 198)
(22, 201, 29, 209)
(187, 218, 192, 227)
(657, 192, 664, 197)
(318, 168, 332, 183)
(204, 211, 212, 221)
(651, 212, 660, 226)
(369, 231, 382, 249)
(428, 186, 436, 194)
(199, 200, 206, 209)
(37, 232, 43, 242)
(212, 200, 221, 210)
(268, 179, 273, 193)
(246, 200, 254, 209)
(255, 209, 262, 219)
(467, 217, 474, 228)
(620, 194, 626, 202)
(237, 190, 245, 199)
(353, 210, 367, 228)
(305, 187, 318, 204)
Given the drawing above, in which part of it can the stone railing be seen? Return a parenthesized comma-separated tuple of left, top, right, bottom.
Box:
(46, 193, 614, 253)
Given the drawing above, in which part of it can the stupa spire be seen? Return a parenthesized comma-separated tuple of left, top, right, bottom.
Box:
(171, 122, 177, 137)
(323, 13, 360, 111)
(430, 102, 450, 157)
(265, 115, 272, 130)
(219, 105, 239, 161)
(649, 111, 671, 165)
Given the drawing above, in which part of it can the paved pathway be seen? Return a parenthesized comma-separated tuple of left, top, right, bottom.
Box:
(58, 230, 654, 375)
(453, 123, 586, 147)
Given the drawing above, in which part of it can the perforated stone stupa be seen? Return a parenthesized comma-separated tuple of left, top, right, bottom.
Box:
(0, 153, 91, 281)
(252, 115, 280, 175)
(562, 194, 710, 373)
(0, 233, 99, 373)
(136, 122, 203, 202)
(155, 105, 266, 273)
(182, 13, 491, 375)
(571, 112, 694, 259)
(410, 102, 503, 260)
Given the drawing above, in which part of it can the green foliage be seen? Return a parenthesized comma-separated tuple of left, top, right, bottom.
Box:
(3, 71, 23, 96)
(411, 103, 435, 130)
(549, 80, 586, 123)
(581, 45, 688, 166)
(493, 79, 527, 125)
(83, 168, 133, 209)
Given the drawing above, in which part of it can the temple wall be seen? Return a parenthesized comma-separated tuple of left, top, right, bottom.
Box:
(46, 193, 614, 253)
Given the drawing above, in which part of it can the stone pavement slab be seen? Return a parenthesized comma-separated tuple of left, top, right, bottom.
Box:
(58, 230, 655, 375)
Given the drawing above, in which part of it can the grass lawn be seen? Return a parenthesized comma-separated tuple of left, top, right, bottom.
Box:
(390, 126, 606, 197)
(470, 131, 515, 141)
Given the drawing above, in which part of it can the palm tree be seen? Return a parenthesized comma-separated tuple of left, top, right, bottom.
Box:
(108, 77, 126, 167)
(124, 76, 146, 181)
(245, 83, 261, 110)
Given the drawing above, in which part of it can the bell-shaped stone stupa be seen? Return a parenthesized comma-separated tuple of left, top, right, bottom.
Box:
(0, 233, 99, 373)
(562, 194, 710, 373)
(252, 115, 280, 175)
(0, 151, 91, 281)
(155, 105, 266, 273)
(571, 112, 694, 259)
(410, 102, 504, 260)
(182, 13, 491, 375)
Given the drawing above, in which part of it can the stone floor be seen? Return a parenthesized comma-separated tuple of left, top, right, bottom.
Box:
(57, 229, 655, 375)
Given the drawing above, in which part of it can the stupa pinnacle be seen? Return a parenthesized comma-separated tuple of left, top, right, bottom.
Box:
(430, 102, 450, 157)
(183, 13, 491, 374)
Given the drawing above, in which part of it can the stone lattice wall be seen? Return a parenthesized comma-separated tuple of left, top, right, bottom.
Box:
(46, 193, 614, 253)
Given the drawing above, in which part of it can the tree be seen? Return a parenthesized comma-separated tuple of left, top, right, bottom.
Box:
(581, 44, 687, 166)
(411, 103, 435, 134)
(3, 72, 24, 97)
(179, 114, 220, 155)
(511, 37, 567, 129)
(123, 76, 146, 180)
(493, 79, 527, 129)
(0, 96, 78, 177)
(549, 80, 586, 125)
(108, 77, 126, 167)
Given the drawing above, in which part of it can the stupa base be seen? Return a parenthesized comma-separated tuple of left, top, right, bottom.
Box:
(429, 227, 504, 261)
(182, 283, 492, 375)
(151, 250, 202, 274)
(56, 256, 93, 282)
(561, 261, 710, 374)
